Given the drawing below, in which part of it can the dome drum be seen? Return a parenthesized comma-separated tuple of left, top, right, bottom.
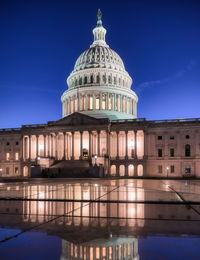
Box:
(67, 68, 132, 89)
(61, 87, 137, 120)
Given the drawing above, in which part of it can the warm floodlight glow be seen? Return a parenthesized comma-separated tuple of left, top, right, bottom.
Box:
(37, 157, 40, 160)
(0, 169, 2, 172)
(129, 140, 134, 147)
(39, 144, 43, 150)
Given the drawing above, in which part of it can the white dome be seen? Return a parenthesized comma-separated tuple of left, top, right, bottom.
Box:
(74, 46, 125, 72)
(61, 9, 138, 121)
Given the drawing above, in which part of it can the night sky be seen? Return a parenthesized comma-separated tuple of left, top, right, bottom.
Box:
(0, 0, 200, 128)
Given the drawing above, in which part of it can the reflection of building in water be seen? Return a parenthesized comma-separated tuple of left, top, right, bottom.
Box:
(20, 182, 144, 228)
(61, 236, 139, 260)
(1, 10, 200, 179)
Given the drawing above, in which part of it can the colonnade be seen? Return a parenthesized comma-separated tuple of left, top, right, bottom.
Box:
(62, 238, 138, 260)
(23, 130, 144, 161)
(62, 93, 136, 117)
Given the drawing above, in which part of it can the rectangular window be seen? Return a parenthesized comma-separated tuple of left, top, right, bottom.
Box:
(6, 152, 10, 161)
(74, 98, 77, 112)
(15, 167, 19, 175)
(109, 96, 112, 110)
(185, 167, 191, 174)
(119, 97, 121, 112)
(96, 97, 100, 109)
(157, 136, 162, 140)
(170, 136, 174, 140)
(115, 96, 118, 111)
(170, 148, 174, 157)
(6, 167, 9, 175)
(102, 95, 106, 110)
(170, 165, 175, 173)
(158, 149, 162, 157)
(15, 152, 19, 161)
(89, 96, 93, 110)
(158, 165, 162, 174)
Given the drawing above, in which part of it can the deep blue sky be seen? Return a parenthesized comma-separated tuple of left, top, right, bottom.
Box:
(0, 0, 200, 128)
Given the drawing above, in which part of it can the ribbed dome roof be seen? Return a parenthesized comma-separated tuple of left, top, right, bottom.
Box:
(74, 46, 125, 72)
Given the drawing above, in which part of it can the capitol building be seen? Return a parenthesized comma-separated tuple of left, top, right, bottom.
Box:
(0, 10, 200, 178)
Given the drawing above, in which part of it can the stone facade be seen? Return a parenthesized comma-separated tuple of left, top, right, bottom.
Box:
(0, 11, 199, 178)
(0, 115, 200, 178)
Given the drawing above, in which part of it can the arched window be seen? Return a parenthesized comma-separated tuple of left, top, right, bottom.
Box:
(128, 164, 134, 176)
(114, 77, 117, 85)
(84, 76, 87, 84)
(119, 165, 125, 176)
(90, 75, 94, 84)
(110, 165, 116, 176)
(103, 75, 106, 83)
(79, 77, 82, 85)
(108, 75, 112, 84)
(75, 79, 78, 86)
(96, 75, 100, 83)
(185, 144, 190, 157)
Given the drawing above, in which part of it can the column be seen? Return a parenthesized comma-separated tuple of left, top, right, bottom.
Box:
(77, 93, 80, 112)
(107, 130, 110, 156)
(120, 95, 123, 112)
(116, 131, 119, 159)
(80, 131, 83, 159)
(36, 135, 39, 158)
(73, 96, 75, 113)
(51, 134, 53, 157)
(63, 132, 66, 160)
(125, 130, 128, 159)
(114, 94, 116, 111)
(55, 133, 58, 159)
(86, 94, 88, 110)
(106, 93, 109, 110)
(97, 131, 100, 156)
(71, 132, 74, 160)
(89, 131, 92, 158)
(117, 95, 119, 112)
(44, 135, 46, 157)
(29, 135, 31, 160)
(48, 134, 50, 157)
(68, 99, 70, 114)
(125, 96, 128, 113)
(135, 130, 137, 159)
(99, 93, 102, 110)
(20, 135, 23, 161)
(93, 93, 96, 110)
(134, 164, 137, 177)
(62, 102, 65, 117)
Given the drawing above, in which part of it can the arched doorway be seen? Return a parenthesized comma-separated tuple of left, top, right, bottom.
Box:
(110, 165, 116, 176)
(128, 164, 134, 176)
(23, 166, 28, 177)
(119, 165, 125, 176)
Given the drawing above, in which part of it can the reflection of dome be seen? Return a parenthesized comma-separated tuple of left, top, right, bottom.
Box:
(61, 236, 139, 260)
(61, 9, 138, 120)
(74, 46, 125, 72)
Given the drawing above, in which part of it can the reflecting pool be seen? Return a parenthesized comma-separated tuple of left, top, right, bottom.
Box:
(0, 179, 200, 259)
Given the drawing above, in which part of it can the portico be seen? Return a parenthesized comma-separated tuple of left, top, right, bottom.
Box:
(22, 113, 145, 177)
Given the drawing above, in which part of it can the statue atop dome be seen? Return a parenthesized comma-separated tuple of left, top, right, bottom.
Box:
(97, 9, 102, 26)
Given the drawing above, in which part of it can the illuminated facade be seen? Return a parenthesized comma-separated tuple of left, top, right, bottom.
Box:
(0, 10, 200, 178)
(61, 9, 138, 121)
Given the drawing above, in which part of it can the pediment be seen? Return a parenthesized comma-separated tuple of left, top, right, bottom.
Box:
(48, 112, 108, 126)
